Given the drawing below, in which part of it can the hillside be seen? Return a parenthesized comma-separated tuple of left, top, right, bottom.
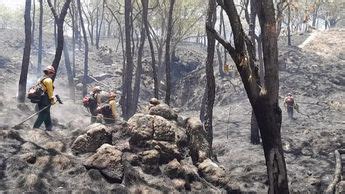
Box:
(0, 28, 344, 192)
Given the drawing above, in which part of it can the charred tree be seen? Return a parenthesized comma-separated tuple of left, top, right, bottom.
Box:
(47, 0, 72, 80)
(31, 0, 35, 47)
(37, 0, 43, 75)
(203, 0, 216, 155)
(249, 0, 260, 145)
(142, 0, 158, 99)
(95, 0, 105, 49)
(122, 0, 134, 120)
(77, 0, 89, 96)
(18, 0, 32, 103)
(208, 0, 289, 192)
(63, 39, 75, 101)
(164, 0, 176, 105)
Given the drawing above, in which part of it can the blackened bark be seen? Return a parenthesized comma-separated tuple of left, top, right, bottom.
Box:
(133, 24, 146, 114)
(63, 39, 75, 101)
(287, 4, 291, 46)
(164, 0, 175, 105)
(208, 0, 289, 192)
(31, 0, 35, 47)
(218, 9, 225, 77)
(77, 0, 89, 96)
(96, 0, 105, 49)
(249, 0, 260, 145)
(37, 0, 43, 75)
(47, 0, 72, 81)
(142, 0, 158, 99)
(70, 1, 76, 77)
(250, 110, 260, 144)
(256, 1, 289, 193)
(204, 0, 216, 154)
(18, 0, 32, 103)
(123, 0, 134, 120)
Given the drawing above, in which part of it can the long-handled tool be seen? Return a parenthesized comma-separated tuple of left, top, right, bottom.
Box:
(12, 95, 63, 129)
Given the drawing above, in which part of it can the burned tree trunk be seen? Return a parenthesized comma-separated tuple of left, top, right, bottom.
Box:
(123, 0, 134, 120)
(203, 0, 217, 154)
(63, 39, 75, 101)
(37, 0, 43, 75)
(31, 0, 35, 47)
(77, 0, 89, 96)
(18, 0, 32, 103)
(142, 0, 158, 99)
(208, 0, 289, 193)
(132, 23, 146, 114)
(47, 0, 72, 80)
(164, 0, 175, 105)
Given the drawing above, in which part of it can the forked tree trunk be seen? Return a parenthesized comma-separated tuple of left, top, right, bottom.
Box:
(208, 0, 289, 192)
(18, 0, 32, 103)
(47, 0, 72, 81)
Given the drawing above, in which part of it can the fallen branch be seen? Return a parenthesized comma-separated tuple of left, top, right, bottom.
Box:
(325, 150, 342, 193)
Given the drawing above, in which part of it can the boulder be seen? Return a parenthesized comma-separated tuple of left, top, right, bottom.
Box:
(151, 140, 182, 163)
(84, 144, 123, 183)
(153, 116, 176, 142)
(128, 114, 155, 147)
(198, 158, 231, 189)
(149, 103, 178, 121)
(185, 117, 210, 164)
(71, 124, 112, 154)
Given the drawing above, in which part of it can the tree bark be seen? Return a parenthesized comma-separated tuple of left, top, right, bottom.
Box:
(249, 0, 260, 145)
(77, 0, 89, 96)
(63, 38, 75, 101)
(208, 0, 289, 192)
(218, 9, 225, 78)
(287, 4, 292, 46)
(31, 0, 35, 47)
(47, 0, 72, 81)
(95, 0, 105, 49)
(123, 0, 134, 120)
(142, 0, 158, 99)
(164, 0, 176, 105)
(18, 0, 32, 103)
(203, 0, 216, 154)
(37, 0, 43, 75)
(132, 24, 146, 114)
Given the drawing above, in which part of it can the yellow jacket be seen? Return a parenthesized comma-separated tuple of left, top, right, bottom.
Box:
(41, 77, 54, 102)
(109, 99, 117, 118)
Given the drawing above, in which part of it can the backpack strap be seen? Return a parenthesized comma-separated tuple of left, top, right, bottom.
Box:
(39, 77, 48, 92)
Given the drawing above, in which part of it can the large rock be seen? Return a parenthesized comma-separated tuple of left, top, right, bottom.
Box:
(149, 103, 178, 121)
(153, 116, 176, 142)
(71, 124, 113, 154)
(151, 140, 182, 163)
(185, 117, 210, 164)
(128, 114, 155, 147)
(84, 144, 123, 183)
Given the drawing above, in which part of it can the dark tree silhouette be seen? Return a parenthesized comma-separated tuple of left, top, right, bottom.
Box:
(17, 0, 32, 103)
(207, 0, 289, 192)
(37, 0, 43, 75)
(77, 0, 89, 96)
(46, 0, 72, 80)
(202, 0, 216, 155)
(122, 0, 134, 120)
(164, 0, 176, 105)
(142, 0, 158, 99)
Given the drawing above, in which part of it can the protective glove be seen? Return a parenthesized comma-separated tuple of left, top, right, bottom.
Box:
(50, 97, 57, 105)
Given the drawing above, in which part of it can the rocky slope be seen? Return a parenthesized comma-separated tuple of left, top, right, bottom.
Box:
(0, 28, 344, 192)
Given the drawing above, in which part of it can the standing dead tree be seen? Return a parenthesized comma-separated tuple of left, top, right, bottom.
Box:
(207, 0, 289, 193)
(17, 0, 32, 103)
(46, 0, 72, 80)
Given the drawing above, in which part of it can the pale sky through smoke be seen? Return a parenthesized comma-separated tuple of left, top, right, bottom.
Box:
(0, 0, 23, 10)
